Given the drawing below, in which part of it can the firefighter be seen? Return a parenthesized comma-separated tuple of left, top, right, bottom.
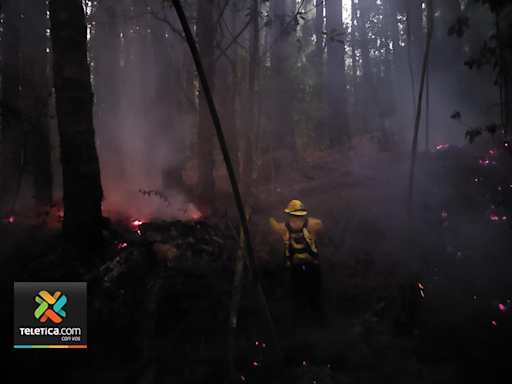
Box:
(269, 200, 325, 324)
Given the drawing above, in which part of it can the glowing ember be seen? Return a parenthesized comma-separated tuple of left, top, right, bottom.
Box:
(420, 291, 425, 298)
(303, 361, 307, 366)
(9, 216, 14, 223)
(117, 242, 127, 249)
(418, 282, 424, 289)
(255, 341, 259, 345)
(442, 211, 448, 218)
(253, 362, 259, 366)
(490, 215, 499, 221)
(262, 343, 266, 348)
(131, 219, 144, 226)
(492, 321, 497, 326)
(240, 376, 245, 381)
(498, 304, 506, 311)
(137, 229, 141, 236)
(489, 149, 498, 155)
(436, 144, 450, 150)
(498, 187, 502, 191)
(503, 217, 507, 221)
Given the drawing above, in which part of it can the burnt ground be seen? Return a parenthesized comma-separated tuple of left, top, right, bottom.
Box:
(6, 137, 512, 384)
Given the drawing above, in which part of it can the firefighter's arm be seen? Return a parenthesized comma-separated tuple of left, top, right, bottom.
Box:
(308, 217, 323, 234)
(269, 217, 287, 236)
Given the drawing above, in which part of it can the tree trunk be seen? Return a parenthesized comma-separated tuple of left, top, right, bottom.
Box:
(351, 0, 361, 127)
(21, 0, 53, 211)
(325, 0, 351, 146)
(404, 0, 434, 329)
(0, 0, 23, 214)
(314, 1, 324, 98)
(218, 1, 240, 182)
(49, 0, 104, 246)
(151, 12, 185, 191)
(409, 0, 424, 71)
(269, 0, 296, 154)
(242, 0, 260, 196)
(358, 0, 385, 132)
(93, 0, 124, 185)
(196, 0, 216, 215)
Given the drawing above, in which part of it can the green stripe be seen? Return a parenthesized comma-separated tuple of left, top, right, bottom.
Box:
(32, 345, 50, 348)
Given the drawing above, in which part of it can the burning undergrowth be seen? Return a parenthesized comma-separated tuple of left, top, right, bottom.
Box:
(10, 139, 512, 384)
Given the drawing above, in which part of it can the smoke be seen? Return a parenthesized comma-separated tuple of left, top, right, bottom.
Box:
(91, 0, 197, 221)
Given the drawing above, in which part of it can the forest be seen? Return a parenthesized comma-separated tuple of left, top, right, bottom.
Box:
(5, 0, 512, 383)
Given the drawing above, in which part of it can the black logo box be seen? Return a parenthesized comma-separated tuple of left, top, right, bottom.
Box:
(14, 282, 87, 346)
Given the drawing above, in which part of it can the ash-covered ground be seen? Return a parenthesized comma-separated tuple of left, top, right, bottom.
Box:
(7, 137, 512, 384)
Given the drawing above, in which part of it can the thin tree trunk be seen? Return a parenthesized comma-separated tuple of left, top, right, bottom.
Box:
(49, 0, 104, 246)
(351, 0, 358, 101)
(195, 0, 216, 215)
(0, 0, 23, 214)
(408, 0, 434, 221)
(314, 0, 324, 89)
(269, 0, 296, 155)
(403, 0, 433, 332)
(325, 0, 351, 147)
(313, 0, 325, 137)
(218, 0, 240, 182)
(22, 0, 53, 211)
(172, 0, 285, 374)
(425, 61, 430, 151)
(242, 0, 259, 197)
(151, 12, 185, 190)
(93, 0, 124, 185)
(357, 0, 384, 132)
(405, 0, 417, 116)
(227, 202, 253, 384)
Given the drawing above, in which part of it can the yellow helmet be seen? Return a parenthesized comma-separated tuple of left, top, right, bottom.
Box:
(284, 200, 307, 216)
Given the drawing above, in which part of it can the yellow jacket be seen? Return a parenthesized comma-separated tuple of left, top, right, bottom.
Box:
(269, 216, 323, 265)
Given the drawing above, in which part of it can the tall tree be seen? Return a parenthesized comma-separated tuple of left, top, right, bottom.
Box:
(358, 0, 384, 132)
(93, 0, 124, 183)
(22, 0, 53, 211)
(242, 0, 260, 195)
(196, 0, 216, 214)
(49, 0, 104, 246)
(325, 0, 351, 146)
(314, 0, 324, 96)
(269, 0, 296, 154)
(0, 0, 23, 214)
(217, 0, 240, 182)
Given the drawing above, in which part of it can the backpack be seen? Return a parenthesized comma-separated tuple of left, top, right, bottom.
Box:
(285, 219, 318, 264)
